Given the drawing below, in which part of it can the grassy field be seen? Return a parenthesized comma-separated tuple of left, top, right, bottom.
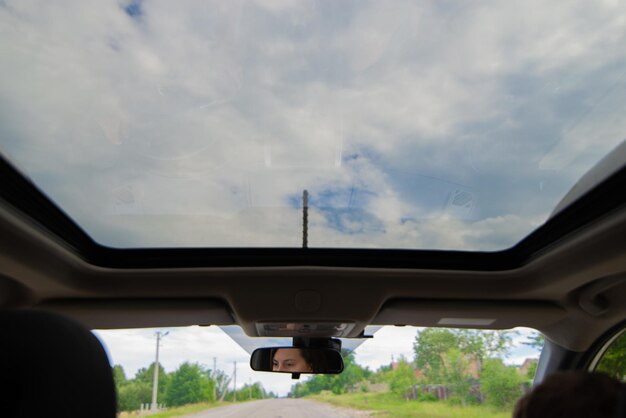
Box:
(310, 392, 513, 418)
(117, 402, 226, 418)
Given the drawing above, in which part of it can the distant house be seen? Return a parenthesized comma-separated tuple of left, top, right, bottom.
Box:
(518, 358, 538, 377)
(465, 357, 481, 379)
(440, 353, 481, 379)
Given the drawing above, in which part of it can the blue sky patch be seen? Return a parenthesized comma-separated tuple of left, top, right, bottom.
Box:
(123, 0, 143, 19)
(286, 186, 383, 235)
(318, 207, 385, 235)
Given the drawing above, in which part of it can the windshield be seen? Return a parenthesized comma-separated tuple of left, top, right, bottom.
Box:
(1, 1, 625, 250)
(95, 325, 542, 416)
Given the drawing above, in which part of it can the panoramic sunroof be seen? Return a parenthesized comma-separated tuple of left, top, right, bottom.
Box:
(1, 1, 625, 250)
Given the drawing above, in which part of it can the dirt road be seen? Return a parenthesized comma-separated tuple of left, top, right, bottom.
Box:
(180, 399, 372, 418)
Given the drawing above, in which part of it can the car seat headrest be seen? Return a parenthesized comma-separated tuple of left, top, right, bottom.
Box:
(0, 310, 116, 418)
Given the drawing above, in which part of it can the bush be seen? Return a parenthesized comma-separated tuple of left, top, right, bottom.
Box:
(389, 360, 418, 399)
(440, 349, 476, 406)
(417, 391, 437, 402)
(480, 359, 523, 409)
(165, 362, 214, 407)
(117, 381, 151, 411)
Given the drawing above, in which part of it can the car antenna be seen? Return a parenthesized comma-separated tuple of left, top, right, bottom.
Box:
(302, 189, 308, 249)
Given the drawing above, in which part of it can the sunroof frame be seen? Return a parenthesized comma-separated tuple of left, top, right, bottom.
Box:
(1, 154, 625, 270)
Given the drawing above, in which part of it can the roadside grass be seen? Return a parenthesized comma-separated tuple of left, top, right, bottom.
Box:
(117, 402, 228, 418)
(310, 392, 513, 418)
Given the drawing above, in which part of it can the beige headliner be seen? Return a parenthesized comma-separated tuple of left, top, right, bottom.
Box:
(1, 196, 625, 352)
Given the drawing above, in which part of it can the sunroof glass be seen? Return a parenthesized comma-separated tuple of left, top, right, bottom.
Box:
(1, 1, 625, 250)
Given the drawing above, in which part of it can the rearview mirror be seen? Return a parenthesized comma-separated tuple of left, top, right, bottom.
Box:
(250, 347, 344, 374)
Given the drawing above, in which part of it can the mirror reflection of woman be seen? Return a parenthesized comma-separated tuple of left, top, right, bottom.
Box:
(271, 348, 313, 373)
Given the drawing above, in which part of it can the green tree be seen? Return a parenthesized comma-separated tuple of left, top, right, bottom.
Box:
(112, 364, 127, 387)
(370, 365, 392, 384)
(440, 348, 474, 406)
(595, 332, 626, 381)
(117, 381, 151, 412)
(233, 382, 266, 401)
(330, 351, 365, 394)
(208, 369, 231, 401)
(290, 350, 368, 396)
(291, 382, 309, 398)
(113, 363, 170, 412)
(165, 362, 215, 406)
(389, 358, 417, 399)
(459, 329, 514, 360)
(135, 362, 169, 402)
(414, 328, 458, 381)
(414, 328, 512, 383)
(480, 358, 523, 408)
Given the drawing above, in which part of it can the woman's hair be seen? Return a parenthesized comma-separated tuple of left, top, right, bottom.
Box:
(299, 348, 331, 373)
(513, 371, 626, 418)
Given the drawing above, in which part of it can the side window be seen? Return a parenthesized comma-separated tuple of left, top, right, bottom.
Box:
(593, 330, 626, 382)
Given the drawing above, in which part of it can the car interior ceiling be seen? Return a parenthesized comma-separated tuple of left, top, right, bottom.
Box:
(0, 149, 625, 385)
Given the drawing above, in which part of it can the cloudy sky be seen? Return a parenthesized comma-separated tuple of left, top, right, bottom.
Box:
(2, 0, 621, 399)
(94, 325, 541, 396)
(1, 0, 625, 251)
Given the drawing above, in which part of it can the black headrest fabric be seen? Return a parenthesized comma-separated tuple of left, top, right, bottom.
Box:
(0, 310, 116, 418)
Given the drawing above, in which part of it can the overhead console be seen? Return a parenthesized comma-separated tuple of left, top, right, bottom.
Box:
(35, 299, 235, 330)
(372, 299, 567, 330)
(255, 321, 356, 338)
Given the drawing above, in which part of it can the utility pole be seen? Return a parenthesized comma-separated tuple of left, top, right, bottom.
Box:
(151, 331, 169, 411)
(248, 378, 252, 400)
(302, 190, 308, 249)
(233, 361, 237, 402)
(213, 357, 217, 401)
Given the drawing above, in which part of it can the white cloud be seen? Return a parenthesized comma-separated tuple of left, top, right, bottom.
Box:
(354, 326, 418, 370)
(1, 0, 625, 251)
(505, 327, 542, 366)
